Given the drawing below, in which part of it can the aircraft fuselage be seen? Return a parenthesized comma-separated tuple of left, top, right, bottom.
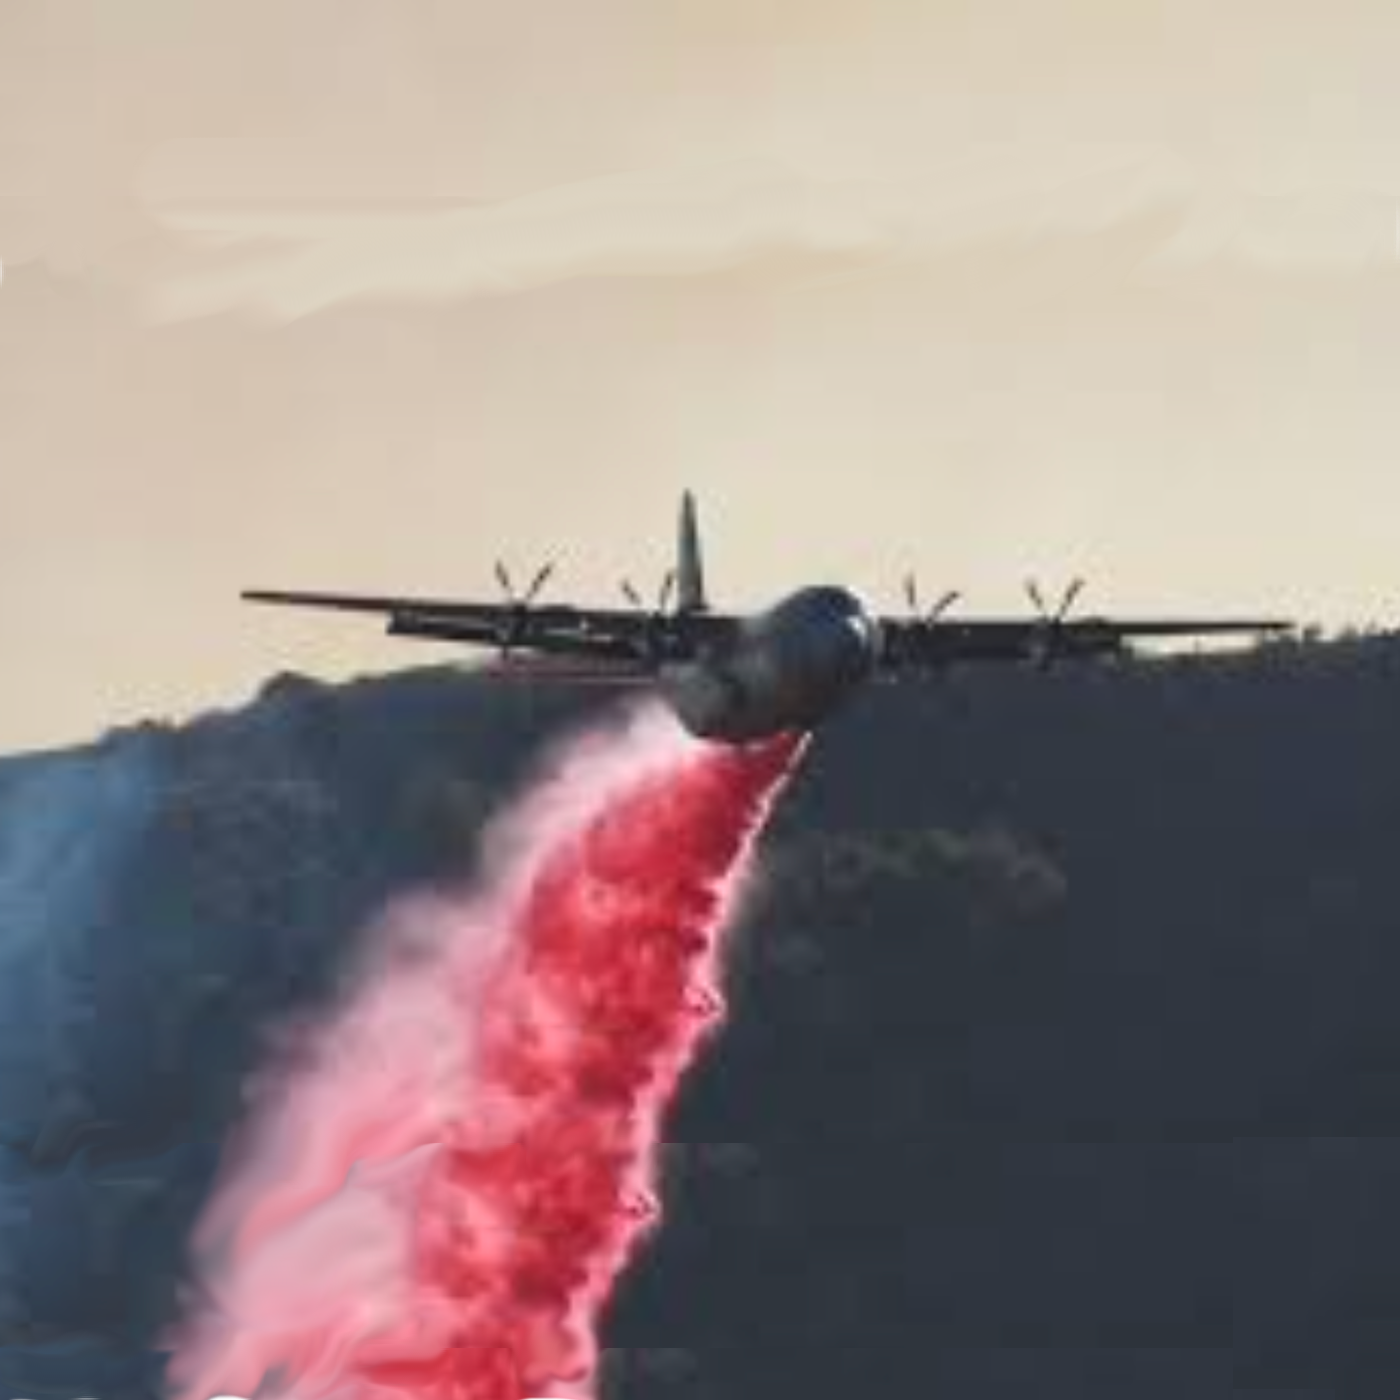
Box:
(659, 586, 882, 742)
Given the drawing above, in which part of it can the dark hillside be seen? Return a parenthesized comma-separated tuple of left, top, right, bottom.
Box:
(0, 637, 1397, 1398)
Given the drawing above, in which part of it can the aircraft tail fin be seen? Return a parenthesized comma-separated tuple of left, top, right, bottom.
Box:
(677, 490, 708, 614)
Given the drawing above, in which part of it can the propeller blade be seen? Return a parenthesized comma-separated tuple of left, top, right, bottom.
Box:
(621, 579, 645, 610)
(1026, 579, 1049, 619)
(904, 574, 920, 615)
(658, 571, 677, 614)
(495, 561, 515, 601)
(525, 562, 555, 605)
(1056, 578, 1085, 624)
(929, 589, 960, 623)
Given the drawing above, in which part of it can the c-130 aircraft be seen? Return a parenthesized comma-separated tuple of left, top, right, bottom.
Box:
(245, 492, 1291, 744)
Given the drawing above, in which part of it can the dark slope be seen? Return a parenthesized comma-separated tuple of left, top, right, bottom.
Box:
(613, 636, 1400, 1399)
(0, 638, 1396, 1398)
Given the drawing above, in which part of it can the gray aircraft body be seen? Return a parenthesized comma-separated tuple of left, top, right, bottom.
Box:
(245, 493, 1291, 743)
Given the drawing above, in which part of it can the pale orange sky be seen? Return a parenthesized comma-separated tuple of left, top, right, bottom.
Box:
(1, 0, 1396, 753)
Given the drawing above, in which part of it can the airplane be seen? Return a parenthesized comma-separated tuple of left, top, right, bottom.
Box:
(243, 492, 1292, 744)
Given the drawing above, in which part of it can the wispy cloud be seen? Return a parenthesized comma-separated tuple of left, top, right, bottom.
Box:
(142, 149, 1400, 323)
(142, 151, 1192, 321)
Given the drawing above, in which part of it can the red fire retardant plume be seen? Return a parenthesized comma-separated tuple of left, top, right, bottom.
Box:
(164, 703, 806, 1400)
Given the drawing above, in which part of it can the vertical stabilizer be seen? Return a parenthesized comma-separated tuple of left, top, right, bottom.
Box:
(677, 490, 708, 614)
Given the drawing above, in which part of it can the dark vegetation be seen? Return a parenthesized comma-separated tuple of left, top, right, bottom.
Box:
(2, 635, 1400, 1398)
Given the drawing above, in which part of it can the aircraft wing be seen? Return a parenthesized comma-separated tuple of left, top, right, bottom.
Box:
(877, 614, 1293, 669)
(242, 589, 740, 670)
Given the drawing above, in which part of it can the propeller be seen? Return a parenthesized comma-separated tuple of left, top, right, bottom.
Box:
(1025, 577, 1085, 668)
(493, 559, 556, 658)
(620, 570, 679, 661)
(899, 575, 961, 667)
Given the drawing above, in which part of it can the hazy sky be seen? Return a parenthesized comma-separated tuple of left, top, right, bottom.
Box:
(1, 0, 1397, 753)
